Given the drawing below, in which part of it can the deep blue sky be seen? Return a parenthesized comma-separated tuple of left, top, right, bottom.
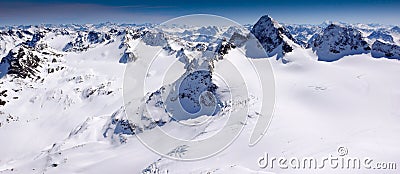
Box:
(0, 0, 399, 26)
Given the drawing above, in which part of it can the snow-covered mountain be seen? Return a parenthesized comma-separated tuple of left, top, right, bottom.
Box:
(367, 31, 394, 43)
(371, 40, 400, 59)
(1, 15, 400, 173)
(309, 24, 371, 62)
(250, 15, 301, 59)
(284, 24, 321, 47)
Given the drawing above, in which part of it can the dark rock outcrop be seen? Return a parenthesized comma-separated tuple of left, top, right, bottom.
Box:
(371, 40, 400, 60)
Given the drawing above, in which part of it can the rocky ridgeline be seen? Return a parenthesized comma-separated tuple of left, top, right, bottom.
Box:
(1, 18, 399, 81)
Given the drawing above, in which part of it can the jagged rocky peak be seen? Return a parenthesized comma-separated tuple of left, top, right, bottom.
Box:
(87, 31, 106, 44)
(228, 31, 248, 47)
(311, 24, 371, 62)
(213, 38, 236, 60)
(1, 46, 42, 79)
(222, 26, 247, 38)
(196, 26, 219, 36)
(391, 26, 400, 33)
(284, 24, 321, 47)
(63, 32, 88, 52)
(63, 30, 115, 52)
(251, 15, 299, 58)
(367, 31, 394, 43)
(119, 51, 137, 63)
(181, 26, 220, 37)
(26, 31, 45, 48)
(371, 40, 400, 60)
(0, 39, 63, 80)
(141, 31, 168, 47)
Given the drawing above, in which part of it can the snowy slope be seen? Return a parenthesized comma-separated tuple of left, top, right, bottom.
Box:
(0, 16, 400, 174)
